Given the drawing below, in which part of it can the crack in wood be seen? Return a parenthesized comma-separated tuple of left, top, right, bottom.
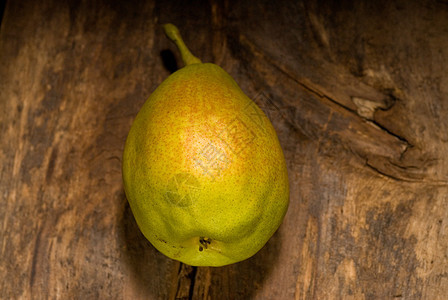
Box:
(365, 160, 408, 181)
(188, 266, 198, 300)
(278, 66, 431, 182)
(29, 226, 43, 290)
(172, 263, 199, 300)
(370, 119, 411, 146)
(364, 158, 429, 183)
(268, 57, 424, 181)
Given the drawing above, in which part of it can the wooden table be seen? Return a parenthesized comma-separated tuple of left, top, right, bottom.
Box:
(1, 0, 447, 299)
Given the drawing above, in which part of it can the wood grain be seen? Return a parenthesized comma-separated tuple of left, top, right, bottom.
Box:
(1, 0, 447, 299)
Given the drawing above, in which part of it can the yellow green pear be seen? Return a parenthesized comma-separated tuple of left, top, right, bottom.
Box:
(122, 24, 289, 267)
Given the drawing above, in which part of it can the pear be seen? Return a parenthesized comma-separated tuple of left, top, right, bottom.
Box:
(122, 24, 289, 267)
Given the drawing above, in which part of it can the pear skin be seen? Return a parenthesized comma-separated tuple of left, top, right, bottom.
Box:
(122, 24, 289, 266)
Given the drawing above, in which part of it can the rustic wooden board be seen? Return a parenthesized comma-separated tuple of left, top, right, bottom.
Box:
(1, 0, 447, 299)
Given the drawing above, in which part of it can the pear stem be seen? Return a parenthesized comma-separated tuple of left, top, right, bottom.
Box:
(163, 23, 202, 66)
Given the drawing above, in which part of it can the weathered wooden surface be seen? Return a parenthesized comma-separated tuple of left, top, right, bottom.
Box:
(1, 0, 447, 299)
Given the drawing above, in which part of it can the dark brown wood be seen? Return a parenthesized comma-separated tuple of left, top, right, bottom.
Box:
(1, 0, 447, 299)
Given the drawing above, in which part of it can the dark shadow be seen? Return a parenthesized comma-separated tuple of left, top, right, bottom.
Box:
(0, 0, 6, 29)
(160, 49, 179, 74)
(118, 192, 178, 298)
